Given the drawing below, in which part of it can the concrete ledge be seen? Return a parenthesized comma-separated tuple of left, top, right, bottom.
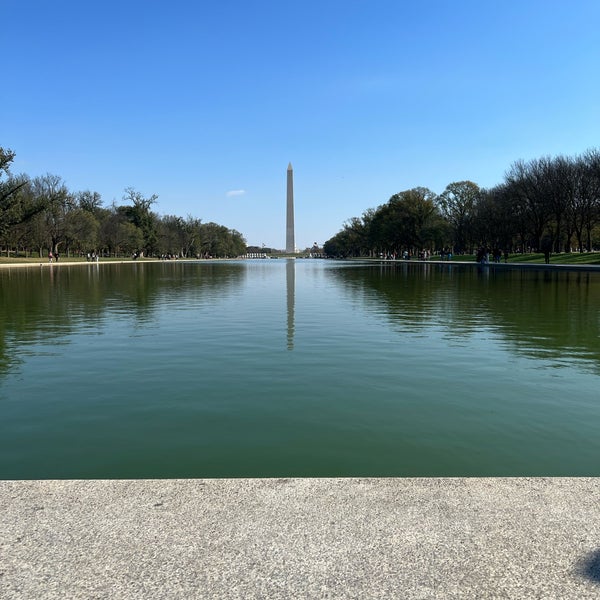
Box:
(0, 260, 159, 269)
(370, 258, 600, 271)
(1, 478, 599, 599)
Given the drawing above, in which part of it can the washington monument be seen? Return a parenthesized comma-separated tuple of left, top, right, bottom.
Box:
(286, 162, 295, 253)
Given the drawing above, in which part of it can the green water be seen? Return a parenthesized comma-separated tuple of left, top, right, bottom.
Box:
(1, 260, 599, 478)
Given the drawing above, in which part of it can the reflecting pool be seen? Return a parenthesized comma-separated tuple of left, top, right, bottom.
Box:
(1, 259, 599, 478)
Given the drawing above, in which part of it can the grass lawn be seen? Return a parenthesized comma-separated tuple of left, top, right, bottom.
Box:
(445, 252, 600, 265)
(506, 252, 600, 265)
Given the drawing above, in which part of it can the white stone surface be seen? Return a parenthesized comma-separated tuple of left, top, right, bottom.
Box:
(1, 478, 599, 598)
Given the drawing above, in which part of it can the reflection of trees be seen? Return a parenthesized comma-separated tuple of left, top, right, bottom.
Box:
(0, 262, 245, 374)
(328, 263, 600, 369)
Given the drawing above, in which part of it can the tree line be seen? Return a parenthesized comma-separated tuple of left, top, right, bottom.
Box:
(0, 147, 247, 259)
(323, 149, 600, 258)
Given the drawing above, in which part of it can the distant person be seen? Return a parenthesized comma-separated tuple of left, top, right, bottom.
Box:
(55, 252, 59, 262)
(541, 236, 552, 265)
(48, 251, 53, 263)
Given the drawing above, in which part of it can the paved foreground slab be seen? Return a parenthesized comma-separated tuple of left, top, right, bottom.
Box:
(1, 478, 599, 599)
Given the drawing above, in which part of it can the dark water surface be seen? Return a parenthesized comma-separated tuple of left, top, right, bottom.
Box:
(1, 260, 599, 478)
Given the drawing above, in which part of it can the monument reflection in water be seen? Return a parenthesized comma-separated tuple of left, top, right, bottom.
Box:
(0, 260, 599, 479)
(287, 259, 295, 351)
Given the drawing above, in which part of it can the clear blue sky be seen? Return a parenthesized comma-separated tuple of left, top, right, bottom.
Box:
(3, 0, 600, 249)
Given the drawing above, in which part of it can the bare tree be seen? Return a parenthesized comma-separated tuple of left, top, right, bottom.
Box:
(504, 159, 553, 250)
(32, 174, 74, 254)
(571, 149, 600, 251)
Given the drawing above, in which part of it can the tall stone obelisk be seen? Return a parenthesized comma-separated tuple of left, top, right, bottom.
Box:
(286, 162, 295, 253)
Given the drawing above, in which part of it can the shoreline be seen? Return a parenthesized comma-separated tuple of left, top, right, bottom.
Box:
(356, 257, 600, 271)
(0, 258, 216, 270)
(0, 259, 141, 269)
(1, 257, 600, 271)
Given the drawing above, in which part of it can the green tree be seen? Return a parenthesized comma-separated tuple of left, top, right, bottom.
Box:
(157, 215, 186, 256)
(120, 187, 158, 256)
(0, 147, 15, 175)
(199, 222, 245, 257)
(157, 215, 204, 257)
(64, 208, 99, 255)
(371, 187, 446, 254)
(76, 190, 103, 215)
(99, 206, 143, 256)
(438, 181, 480, 253)
(323, 230, 351, 257)
(182, 216, 203, 257)
(0, 149, 39, 245)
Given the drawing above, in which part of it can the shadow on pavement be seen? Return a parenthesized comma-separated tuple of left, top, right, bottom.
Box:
(578, 549, 600, 583)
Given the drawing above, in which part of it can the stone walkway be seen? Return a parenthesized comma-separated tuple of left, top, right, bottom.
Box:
(1, 478, 599, 598)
